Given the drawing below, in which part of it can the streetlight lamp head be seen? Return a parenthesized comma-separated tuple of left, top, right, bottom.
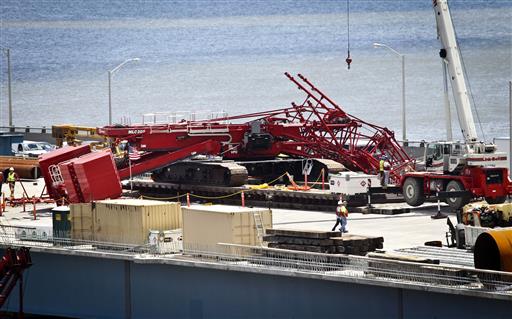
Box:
(373, 42, 383, 48)
(133, 58, 140, 62)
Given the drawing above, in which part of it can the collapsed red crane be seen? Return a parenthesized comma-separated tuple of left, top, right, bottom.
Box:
(40, 73, 413, 203)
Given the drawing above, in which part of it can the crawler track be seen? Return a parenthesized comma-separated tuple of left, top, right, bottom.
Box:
(127, 181, 403, 211)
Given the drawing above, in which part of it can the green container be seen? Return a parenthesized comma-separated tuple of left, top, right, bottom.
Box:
(52, 206, 71, 239)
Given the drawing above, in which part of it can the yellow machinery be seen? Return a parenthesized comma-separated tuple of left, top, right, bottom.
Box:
(52, 125, 106, 148)
(462, 202, 512, 272)
(462, 201, 512, 228)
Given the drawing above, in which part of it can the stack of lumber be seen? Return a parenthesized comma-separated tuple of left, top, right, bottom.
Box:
(263, 229, 384, 255)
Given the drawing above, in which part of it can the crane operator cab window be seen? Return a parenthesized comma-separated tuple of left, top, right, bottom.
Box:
(426, 143, 444, 167)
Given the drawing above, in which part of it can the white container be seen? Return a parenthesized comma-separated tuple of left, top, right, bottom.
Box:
(329, 172, 381, 195)
(160, 229, 183, 254)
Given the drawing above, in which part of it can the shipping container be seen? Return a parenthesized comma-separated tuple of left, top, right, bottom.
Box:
(70, 202, 94, 241)
(70, 199, 182, 245)
(182, 205, 272, 249)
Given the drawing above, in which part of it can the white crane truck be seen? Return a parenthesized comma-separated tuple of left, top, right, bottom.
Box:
(401, 0, 511, 209)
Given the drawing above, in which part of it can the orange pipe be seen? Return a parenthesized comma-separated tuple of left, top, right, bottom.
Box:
(474, 228, 512, 272)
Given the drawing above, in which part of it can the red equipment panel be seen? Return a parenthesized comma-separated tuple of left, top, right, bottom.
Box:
(58, 160, 80, 203)
(38, 145, 91, 199)
(59, 150, 122, 203)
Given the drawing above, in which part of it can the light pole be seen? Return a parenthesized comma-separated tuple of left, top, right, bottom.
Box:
(373, 42, 406, 144)
(108, 58, 140, 125)
(1, 47, 13, 128)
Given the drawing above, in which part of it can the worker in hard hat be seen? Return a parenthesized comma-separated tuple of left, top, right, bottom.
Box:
(379, 155, 386, 186)
(332, 199, 349, 233)
(382, 156, 391, 189)
(7, 167, 17, 200)
(379, 155, 391, 188)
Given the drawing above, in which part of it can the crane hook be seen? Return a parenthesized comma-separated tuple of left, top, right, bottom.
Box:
(346, 51, 352, 70)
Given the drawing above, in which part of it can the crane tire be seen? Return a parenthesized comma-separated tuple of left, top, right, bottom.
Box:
(403, 177, 425, 207)
(446, 180, 470, 209)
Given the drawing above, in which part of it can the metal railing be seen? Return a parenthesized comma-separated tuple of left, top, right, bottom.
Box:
(141, 110, 229, 125)
(0, 126, 51, 134)
(180, 243, 512, 297)
(0, 225, 151, 255)
(0, 225, 511, 297)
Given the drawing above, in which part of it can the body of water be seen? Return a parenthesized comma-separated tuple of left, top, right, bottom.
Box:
(0, 0, 511, 142)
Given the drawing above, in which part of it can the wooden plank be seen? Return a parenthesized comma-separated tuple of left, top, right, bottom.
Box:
(367, 252, 440, 265)
(267, 243, 336, 254)
(263, 235, 335, 246)
(265, 228, 339, 239)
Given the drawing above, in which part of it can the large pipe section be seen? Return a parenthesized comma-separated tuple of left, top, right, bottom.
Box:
(474, 228, 512, 272)
(0, 156, 41, 179)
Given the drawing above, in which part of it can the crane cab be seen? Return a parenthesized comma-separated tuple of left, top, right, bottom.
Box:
(425, 141, 508, 174)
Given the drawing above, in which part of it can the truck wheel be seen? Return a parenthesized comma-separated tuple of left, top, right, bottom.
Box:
(485, 196, 506, 205)
(403, 178, 425, 206)
(446, 180, 470, 209)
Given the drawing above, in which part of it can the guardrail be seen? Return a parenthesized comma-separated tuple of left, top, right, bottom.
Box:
(0, 224, 510, 298)
(182, 243, 512, 298)
(0, 126, 52, 134)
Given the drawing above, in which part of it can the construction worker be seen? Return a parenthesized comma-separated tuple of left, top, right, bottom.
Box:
(7, 167, 17, 200)
(383, 157, 391, 189)
(0, 170, 3, 195)
(379, 155, 386, 186)
(332, 200, 349, 233)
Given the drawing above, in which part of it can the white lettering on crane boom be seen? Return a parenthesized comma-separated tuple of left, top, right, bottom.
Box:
(127, 130, 146, 134)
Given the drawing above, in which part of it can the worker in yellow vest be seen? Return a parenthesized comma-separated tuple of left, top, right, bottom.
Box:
(7, 167, 17, 200)
(332, 200, 349, 233)
(379, 155, 386, 186)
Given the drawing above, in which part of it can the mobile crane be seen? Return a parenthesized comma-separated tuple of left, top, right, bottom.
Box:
(39, 73, 413, 204)
(400, 0, 511, 209)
